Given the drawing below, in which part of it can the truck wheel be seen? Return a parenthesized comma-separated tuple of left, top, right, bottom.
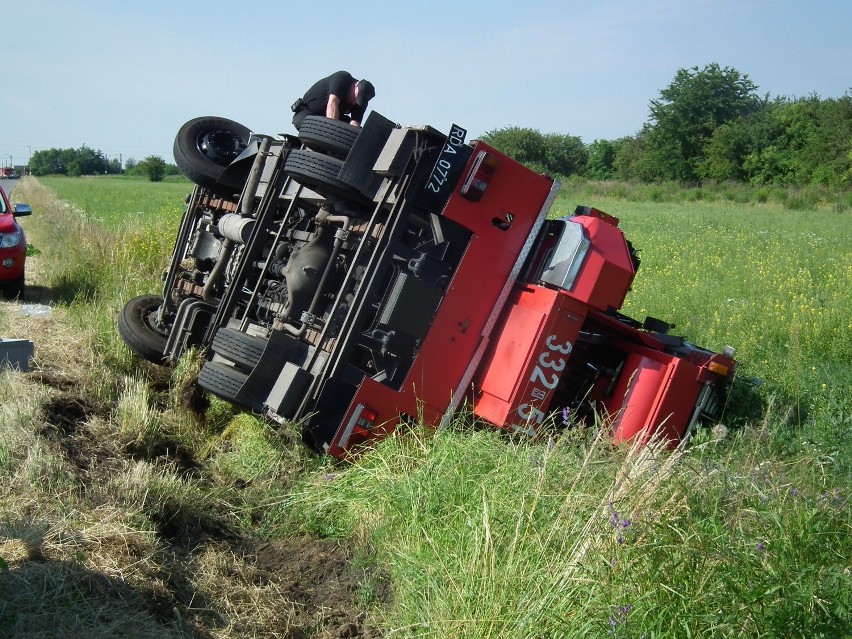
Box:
(198, 360, 247, 402)
(199, 360, 267, 411)
(284, 149, 365, 203)
(298, 116, 360, 159)
(173, 116, 251, 190)
(118, 295, 169, 364)
(211, 327, 267, 370)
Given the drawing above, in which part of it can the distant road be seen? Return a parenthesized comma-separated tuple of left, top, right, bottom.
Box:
(1, 177, 21, 194)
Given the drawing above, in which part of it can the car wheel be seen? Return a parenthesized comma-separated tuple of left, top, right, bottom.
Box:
(211, 327, 267, 370)
(173, 116, 251, 190)
(284, 149, 366, 203)
(297, 116, 360, 159)
(118, 294, 169, 364)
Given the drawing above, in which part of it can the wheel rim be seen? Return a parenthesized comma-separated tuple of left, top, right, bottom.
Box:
(138, 302, 169, 339)
(197, 129, 247, 167)
(144, 316, 168, 340)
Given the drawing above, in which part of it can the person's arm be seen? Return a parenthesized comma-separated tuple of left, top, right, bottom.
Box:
(349, 104, 365, 127)
(326, 94, 341, 120)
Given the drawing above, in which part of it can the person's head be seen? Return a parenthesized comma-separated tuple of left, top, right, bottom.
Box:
(355, 79, 375, 107)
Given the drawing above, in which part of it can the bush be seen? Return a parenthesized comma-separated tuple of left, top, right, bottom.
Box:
(137, 156, 166, 182)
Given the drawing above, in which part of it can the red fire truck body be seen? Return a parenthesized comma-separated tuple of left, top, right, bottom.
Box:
(118, 114, 735, 457)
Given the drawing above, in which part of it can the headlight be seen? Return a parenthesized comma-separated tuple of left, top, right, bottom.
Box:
(0, 232, 22, 248)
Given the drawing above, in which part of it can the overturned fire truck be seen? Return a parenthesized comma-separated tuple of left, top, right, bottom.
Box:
(118, 113, 736, 457)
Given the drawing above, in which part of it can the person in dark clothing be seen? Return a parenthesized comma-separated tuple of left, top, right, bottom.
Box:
(291, 71, 376, 131)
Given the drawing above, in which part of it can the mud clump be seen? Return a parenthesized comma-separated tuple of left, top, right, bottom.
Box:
(37, 394, 118, 481)
(39, 394, 105, 437)
(248, 537, 387, 639)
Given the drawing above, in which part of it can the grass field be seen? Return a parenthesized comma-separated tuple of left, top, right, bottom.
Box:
(1, 176, 849, 638)
(38, 175, 191, 230)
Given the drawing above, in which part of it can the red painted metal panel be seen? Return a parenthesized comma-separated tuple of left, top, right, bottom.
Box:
(328, 142, 557, 457)
(473, 286, 588, 433)
(607, 348, 703, 444)
(565, 215, 635, 311)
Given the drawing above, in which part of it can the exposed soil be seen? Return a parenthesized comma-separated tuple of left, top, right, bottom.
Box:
(4, 339, 384, 635)
(248, 538, 387, 639)
(26, 385, 387, 638)
(37, 393, 121, 484)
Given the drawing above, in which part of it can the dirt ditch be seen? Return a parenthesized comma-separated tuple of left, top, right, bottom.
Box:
(17, 384, 388, 638)
(2, 313, 386, 637)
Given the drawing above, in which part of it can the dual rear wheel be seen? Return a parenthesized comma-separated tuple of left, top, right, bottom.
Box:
(172, 114, 361, 194)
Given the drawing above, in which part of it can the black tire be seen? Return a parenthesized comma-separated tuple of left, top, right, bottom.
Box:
(198, 360, 248, 404)
(284, 149, 364, 202)
(211, 327, 267, 370)
(173, 116, 251, 189)
(118, 295, 169, 364)
(298, 116, 360, 159)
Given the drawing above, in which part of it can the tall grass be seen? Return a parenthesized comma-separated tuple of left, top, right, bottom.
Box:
(557, 175, 852, 213)
(4, 176, 850, 637)
(14, 177, 189, 389)
(279, 417, 850, 637)
(278, 426, 649, 634)
(2, 178, 323, 637)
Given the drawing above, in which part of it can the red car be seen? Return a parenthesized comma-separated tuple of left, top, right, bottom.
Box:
(0, 183, 32, 299)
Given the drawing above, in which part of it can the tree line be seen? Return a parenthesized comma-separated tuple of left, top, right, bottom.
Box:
(25, 64, 852, 188)
(481, 63, 852, 188)
(28, 146, 177, 182)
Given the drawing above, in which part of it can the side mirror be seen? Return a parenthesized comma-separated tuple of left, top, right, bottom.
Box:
(13, 203, 32, 217)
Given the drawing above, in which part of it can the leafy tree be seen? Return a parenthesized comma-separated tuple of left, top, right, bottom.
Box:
(470, 71, 849, 188)
(29, 149, 61, 175)
(480, 127, 586, 177)
(700, 120, 752, 182)
(776, 94, 852, 187)
(29, 145, 120, 176)
(585, 139, 619, 180)
(702, 94, 852, 187)
(138, 155, 166, 182)
(642, 63, 763, 182)
(481, 126, 549, 173)
(164, 163, 182, 177)
(542, 133, 587, 176)
(612, 135, 648, 181)
(125, 157, 182, 179)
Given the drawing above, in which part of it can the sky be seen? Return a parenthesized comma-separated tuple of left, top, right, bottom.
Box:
(3, 0, 850, 168)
